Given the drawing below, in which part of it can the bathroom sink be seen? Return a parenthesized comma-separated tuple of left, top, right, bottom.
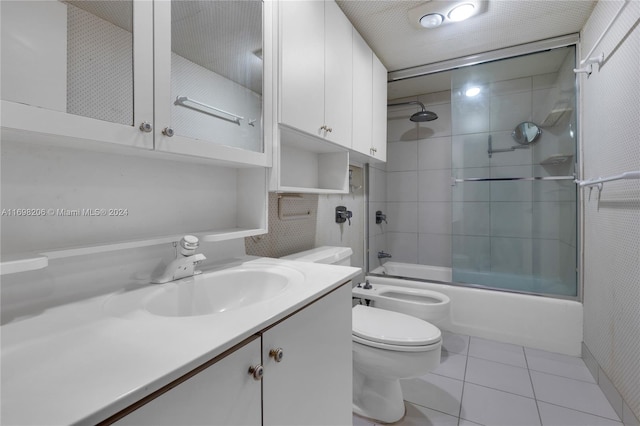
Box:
(144, 265, 303, 317)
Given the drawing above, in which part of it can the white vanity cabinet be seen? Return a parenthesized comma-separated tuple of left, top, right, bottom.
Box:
(106, 283, 352, 426)
(112, 337, 262, 426)
(279, 0, 353, 148)
(262, 283, 352, 425)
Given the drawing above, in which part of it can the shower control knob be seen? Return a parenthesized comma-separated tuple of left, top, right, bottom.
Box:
(269, 348, 284, 363)
(248, 364, 264, 381)
(162, 127, 174, 137)
(139, 122, 152, 133)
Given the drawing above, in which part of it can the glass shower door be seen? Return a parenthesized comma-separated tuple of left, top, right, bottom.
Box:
(450, 46, 578, 297)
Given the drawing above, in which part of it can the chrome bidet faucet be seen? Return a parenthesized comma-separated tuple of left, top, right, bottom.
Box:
(152, 235, 207, 284)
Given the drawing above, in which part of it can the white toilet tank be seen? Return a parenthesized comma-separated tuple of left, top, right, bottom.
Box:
(281, 246, 353, 266)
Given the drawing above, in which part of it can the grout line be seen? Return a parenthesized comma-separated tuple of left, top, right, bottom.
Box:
(524, 345, 544, 425)
(457, 349, 470, 422)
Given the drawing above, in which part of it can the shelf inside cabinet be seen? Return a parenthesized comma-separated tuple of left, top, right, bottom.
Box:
(276, 126, 349, 194)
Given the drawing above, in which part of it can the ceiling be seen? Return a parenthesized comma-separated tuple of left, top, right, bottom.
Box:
(336, 0, 597, 98)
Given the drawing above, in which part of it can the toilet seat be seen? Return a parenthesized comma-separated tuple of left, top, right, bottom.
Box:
(353, 305, 441, 352)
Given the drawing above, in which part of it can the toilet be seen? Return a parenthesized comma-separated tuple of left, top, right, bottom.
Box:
(283, 246, 444, 423)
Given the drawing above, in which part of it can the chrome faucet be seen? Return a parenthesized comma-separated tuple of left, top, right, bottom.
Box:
(152, 235, 207, 284)
(377, 251, 392, 259)
(375, 211, 387, 224)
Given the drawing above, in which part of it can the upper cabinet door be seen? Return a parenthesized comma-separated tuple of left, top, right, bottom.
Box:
(0, 0, 154, 149)
(154, 0, 270, 167)
(371, 54, 388, 162)
(279, 0, 325, 138)
(323, 1, 352, 146)
(352, 29, 373, 156)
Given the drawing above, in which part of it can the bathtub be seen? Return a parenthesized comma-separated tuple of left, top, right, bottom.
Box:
(368, 262, 583, 356)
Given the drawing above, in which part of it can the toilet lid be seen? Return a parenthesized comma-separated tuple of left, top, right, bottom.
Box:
(352, 305, 441, 346)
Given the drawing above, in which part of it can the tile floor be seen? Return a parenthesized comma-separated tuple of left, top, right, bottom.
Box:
(353, 332, 623, 426)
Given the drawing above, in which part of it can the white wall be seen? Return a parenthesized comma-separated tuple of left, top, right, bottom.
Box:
(315, 166, 366, 283)
(580, 1, 640, 423)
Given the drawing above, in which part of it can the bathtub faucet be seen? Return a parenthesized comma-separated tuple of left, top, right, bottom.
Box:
(377, 251, 392, 259)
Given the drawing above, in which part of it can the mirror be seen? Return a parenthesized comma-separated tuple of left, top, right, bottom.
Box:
(512, 122, 542, 145)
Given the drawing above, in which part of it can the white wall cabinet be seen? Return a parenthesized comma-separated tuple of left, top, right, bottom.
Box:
(106, 283, 352, 426)
(0, 0, 270, 270)
(351, 29, 387, 163)
(279, 0, 352, 148)
(1, 0, 271, 167)
(1, 0, 155, 151)
(371, 54, 388, 162)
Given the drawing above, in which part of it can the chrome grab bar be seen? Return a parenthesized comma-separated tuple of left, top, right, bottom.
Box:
(452, 176, 576, 185)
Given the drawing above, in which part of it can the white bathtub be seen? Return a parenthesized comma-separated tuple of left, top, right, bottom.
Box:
(368, 262, 583, 356)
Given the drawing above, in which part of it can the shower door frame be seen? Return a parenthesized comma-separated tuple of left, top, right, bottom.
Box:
(378, 34, 584, 302)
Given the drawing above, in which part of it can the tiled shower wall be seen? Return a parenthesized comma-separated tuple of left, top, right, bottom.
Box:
(580, 1, 640, 423)
(383, 91, 454, 267)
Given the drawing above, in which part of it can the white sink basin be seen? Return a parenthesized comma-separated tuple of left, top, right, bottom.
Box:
(144, 265, 303, 317)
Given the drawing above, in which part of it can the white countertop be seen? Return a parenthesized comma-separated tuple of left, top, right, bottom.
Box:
(1, 257, 360, 426)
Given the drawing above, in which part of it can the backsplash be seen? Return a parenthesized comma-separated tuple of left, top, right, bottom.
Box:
(245, 192, 318, 258)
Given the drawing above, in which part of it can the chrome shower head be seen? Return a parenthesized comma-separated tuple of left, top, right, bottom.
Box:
(388, 101, 438, 122)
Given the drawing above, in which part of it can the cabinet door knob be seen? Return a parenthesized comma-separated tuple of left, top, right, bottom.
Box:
(269, 348, 284, 363)
(139, 122, 153, 133)
(162, 127, 174, 137)
(326, 127, 332, 133)
(248, 364, 264, 381)
(320, 125, 327, 131)
(370, 147, 377, 154)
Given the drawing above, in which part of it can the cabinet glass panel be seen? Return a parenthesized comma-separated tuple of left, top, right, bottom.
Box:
(1, 0, 134, 126)
(170, 1, 263, 153)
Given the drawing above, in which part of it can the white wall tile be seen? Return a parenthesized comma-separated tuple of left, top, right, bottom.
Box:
(388, 104, 419, 142)
(452, 133, 491, 169)
(452, 202, 490, 236)
(369, 166, 387, 202)
(386, 202, 418, 233)
(489, 130, 533, 167)
(452, 91, 490, 135)
(490, 91, 532, 132)
(418, 233, 451, 267)
(416, 102, 452, 139)
(387, 140, 418, 172)
(490, 77, 531, 96)
(419, 202, 451, 235)
(418, 136, 452, 170)
(491, 202, 533, 238)
(452, 235, 490, 272)
(452, 167, 490, 202)
(387, 171, 418, 202)
(386, 232, 418, 263)
(418, 169, 452, 202)
(490, 237, 533, 276)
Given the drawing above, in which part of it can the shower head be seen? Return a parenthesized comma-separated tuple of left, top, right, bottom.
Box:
(387, 101, 438, 122)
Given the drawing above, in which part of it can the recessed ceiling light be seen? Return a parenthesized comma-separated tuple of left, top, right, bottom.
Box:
(408, 1, 481, 30)
(448, 3, 476, 22)
(419, 13, 444, 28)
(465, 87, 481, 97)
